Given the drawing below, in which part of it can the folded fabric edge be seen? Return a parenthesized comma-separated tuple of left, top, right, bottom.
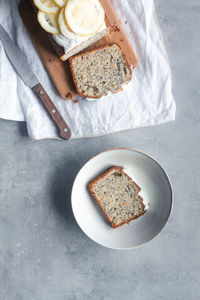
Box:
(0, 115, 25, 122)
(29, 112, 176, 141)
(152, 0, 176, 109)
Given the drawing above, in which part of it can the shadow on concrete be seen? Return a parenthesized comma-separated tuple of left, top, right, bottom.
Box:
(18, 121, 28, 138)
(49, 158, 82, 231)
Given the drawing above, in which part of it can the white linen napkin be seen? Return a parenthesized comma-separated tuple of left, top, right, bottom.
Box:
(0, 0, 176, 140)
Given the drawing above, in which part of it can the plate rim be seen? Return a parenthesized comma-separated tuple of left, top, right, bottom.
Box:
(71, 147, 173, 250)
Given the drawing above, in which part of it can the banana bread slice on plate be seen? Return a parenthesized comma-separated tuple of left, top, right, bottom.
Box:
(88, 166, 146, 228)
(69, 44, 132, 98)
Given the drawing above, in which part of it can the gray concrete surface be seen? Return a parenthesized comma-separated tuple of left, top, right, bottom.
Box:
(0, 0, 200, 299)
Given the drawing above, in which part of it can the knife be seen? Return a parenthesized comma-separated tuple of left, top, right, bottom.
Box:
(0, 24, 71, 140)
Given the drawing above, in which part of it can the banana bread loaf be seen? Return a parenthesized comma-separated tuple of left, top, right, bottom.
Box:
(69, 44, 132, 98)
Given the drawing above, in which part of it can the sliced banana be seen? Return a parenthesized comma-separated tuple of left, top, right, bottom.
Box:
(65, 0, 105, 36)
(33, 0, 60, 15)
(54, 0, 68, 7)
(37, 11, 60, 34)
(58, 8, 79, 40)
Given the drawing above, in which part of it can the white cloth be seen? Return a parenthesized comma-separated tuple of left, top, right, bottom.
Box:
(0, 0, 176, 140)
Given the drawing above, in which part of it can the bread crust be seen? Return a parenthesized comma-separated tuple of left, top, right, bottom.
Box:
(69, 44, 132, 99)
(88, 166, 145, 228)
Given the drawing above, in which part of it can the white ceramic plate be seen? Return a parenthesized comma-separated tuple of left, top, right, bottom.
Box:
(71, 148, 173, 249)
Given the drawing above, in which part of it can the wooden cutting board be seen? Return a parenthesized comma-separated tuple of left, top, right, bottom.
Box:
(19, 0, 138, 100)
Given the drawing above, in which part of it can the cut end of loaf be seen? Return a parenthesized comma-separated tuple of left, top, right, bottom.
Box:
(69, 44, 132, 98)
(88, 166, 146, 228)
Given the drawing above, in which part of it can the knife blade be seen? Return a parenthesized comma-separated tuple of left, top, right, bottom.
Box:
(0, 24, 71, 140)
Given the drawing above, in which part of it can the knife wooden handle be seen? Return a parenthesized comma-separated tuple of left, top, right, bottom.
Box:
(33, 83, 71, 140)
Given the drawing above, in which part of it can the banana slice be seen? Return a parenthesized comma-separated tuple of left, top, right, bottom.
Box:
(58, 8, 79, 40)
(54, 0, 68, 7)
(65, 0, 105, 36)
(37, 11, 60, 34)
(33, 0, 60, 15)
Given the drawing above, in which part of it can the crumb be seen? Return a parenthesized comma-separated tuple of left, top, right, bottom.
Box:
(66, 92, 72, 99)
(125, 21, 128, 24)
(120, 38, 123, 42)
(73, 100, 79, 103)
(109, 25, 120, 33)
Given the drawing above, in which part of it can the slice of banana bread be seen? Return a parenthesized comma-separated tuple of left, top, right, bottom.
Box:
(69, 44, 132, 98)
(88, 166, 146, 228)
